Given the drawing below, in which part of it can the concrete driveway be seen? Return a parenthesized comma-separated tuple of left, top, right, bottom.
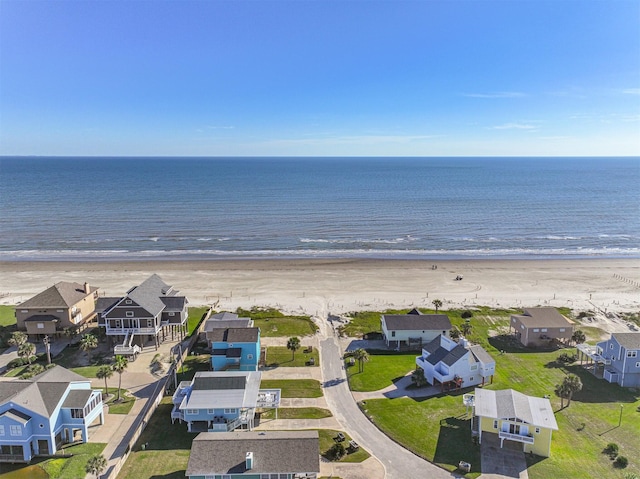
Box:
(479, 433, 529, 479)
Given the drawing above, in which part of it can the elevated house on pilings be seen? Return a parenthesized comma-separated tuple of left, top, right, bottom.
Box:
(97, 274, 188, 356)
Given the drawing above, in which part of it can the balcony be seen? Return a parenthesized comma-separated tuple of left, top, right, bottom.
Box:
(170, 407, 184, 422)
(256, 389, 281, 408)
(499, 431, 534, 444)
(106, 327, 159, 335)
(172, 381, 191, 405)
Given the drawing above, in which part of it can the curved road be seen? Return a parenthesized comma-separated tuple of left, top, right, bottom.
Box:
(317, 312, 456, 479)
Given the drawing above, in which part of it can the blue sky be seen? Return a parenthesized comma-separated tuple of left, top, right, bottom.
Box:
(1, 0, 639, 157)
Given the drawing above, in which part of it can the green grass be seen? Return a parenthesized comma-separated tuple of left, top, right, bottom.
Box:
(0, 305, 15, 327)
(265, 346, 319, 367)
(260, 379, 323, 398)
(260, 407, 332, 420)
(317, 429, 371, 463)
(117, 397, 192, 479)
(237, 307, 318, 337)
(346, 351, 417, 392)
(39, 442, 107, 479)
(187, 307, 209, 336)
(104, 389, 136, 414)
(353, 310, 640, 479)
(176, 354, 211, 382)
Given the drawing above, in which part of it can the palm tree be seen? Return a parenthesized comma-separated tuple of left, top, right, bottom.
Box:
(85, 454, 107, 478)
(113, 355, 129, 401)
(571, 330, 586, 346)
(449, 327, 461, 340)
(555, 374, 583, 408)
(97, 365, 113, 396)
(432, 299, 442, 313)
(8, 331, 27, 348)
(353, 348, 370, 373)
(287, 337, 301, 361)
(460, 321, 472, 337)
(79, 333, 98, 362)
(18, 342, 36, 364)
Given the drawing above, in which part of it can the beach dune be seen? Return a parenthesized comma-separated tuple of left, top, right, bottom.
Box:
(1, 259, 638, 320)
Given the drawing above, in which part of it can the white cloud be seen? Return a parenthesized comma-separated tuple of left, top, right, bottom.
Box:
(462, 92, 525, 99)
(622, 88, 640, 95)
(265, 134, 442, 147)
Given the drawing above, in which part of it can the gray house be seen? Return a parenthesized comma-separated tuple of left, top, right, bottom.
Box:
(510, 307, 574, 347)
(381, 309, 452, 349)
(97, 274, 188, 355)
(186, 430, 320, 479)
(596, 333, 640, 387)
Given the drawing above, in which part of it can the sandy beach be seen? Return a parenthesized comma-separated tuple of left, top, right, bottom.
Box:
(1, 259, 638, 319)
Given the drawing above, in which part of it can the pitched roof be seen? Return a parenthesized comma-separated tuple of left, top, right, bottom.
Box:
(160, 296, 188, 311)
(95, 297, 121, 314)
(512, 307, 573, 328)
(422, 335, 469, 366)
(613, 333, 640, 350)
(469, 344, 495, 365)
(186, 430, 320, 476)
(204, 319, 253, 331)
(62, 390, 93, 409)
(19, 282, 97, 309)
(383, 313, 452, 331)
(206, 328, 259, 343)
(474, 388, 558, 430)
(126, 275, 173, 316)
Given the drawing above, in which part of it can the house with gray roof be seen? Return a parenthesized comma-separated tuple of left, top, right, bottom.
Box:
(16, 282, 99, 338)
(510, 307, 574, 347)
(0, 366, 103, 463)
(186, 430, 320, 479)
(381, 308, 452, 349)
(416, 335, 495, 390)
(171, 371, 280, 433)
(594, 332, 640, 387)
(97, 274, 188, 355)
(208, 327, 261, 371)
(470, 388, 558, 457)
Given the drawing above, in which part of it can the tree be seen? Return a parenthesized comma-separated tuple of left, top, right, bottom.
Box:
(432, 299, 443, 313)
(85, 454, 107, 478)
(411, 368, 428, 387)
(79, 333, 98, 361)
(449, 327, 461, 340)
(571, 329, 586, 345)
(353, 348, 369, 373)
(8, 331, 28, 348)
(555, 374, 583, 408)
(113, 355, 129, 401)
(460, 321, 472, 337)
(18, 342, 36, 365)
(97, 365, 113, 396)
(286, 337, 301, 361)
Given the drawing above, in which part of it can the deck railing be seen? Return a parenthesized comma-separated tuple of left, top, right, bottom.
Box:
(499, 431, 534, 444)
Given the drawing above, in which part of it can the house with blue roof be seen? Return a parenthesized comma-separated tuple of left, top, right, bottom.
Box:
(0, 366, 103, 463)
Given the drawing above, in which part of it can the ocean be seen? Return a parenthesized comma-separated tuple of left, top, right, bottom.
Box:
(0, 157, 638, 261)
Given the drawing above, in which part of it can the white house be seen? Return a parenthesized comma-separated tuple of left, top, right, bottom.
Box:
(381, 308, 452, 349)
(416, 335, 495, 390)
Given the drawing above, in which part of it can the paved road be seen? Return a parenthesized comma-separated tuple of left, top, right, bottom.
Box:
(318, 326, 456, 479)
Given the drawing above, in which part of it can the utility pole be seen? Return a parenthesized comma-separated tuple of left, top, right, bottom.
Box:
(43, 335, 51, 365)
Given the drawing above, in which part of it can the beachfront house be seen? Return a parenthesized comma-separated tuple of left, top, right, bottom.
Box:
(510, 307, 574, 347)
(416, 335, 495, 390)
(469, 388, 558, 457)
(185, 430, 320, 479)
(96, 274, 188, 355)
(594, 333, 640, 387)
(207, 327, 261, 371)
(171, 371, 280, 433)
(15, 281, 99, 338)
(204, 311, 254, 329)
(0, 366, 104, 463)
(381, 308, 452, 349)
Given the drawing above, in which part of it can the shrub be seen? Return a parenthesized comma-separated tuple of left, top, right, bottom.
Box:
(325, 443, 346, 461)
(604, 443, 619, 458)
(461, 310, 473, 319)
(7, 357, 27, 369)
(614, 456, 629, 468)
(558, 352, 577, 363)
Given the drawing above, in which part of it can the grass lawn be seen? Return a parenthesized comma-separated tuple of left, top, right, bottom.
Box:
(176, 354, 211, 382)
(103, 389, 136, 414)
(317, 429, 371, 463)
(117, 397, 193, 479)
(260, 379, 323, 398)
(355, 310, 640, 479)
(0, 305, 15, 327)
(260, 407, 332, 420)
(265, 346, 319, 367)
(237, 307, 318, 337)
(187, 307, 209, 336)
(346, 351, 417, 392)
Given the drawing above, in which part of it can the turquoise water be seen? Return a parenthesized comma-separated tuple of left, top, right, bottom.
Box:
(0, 156, 638, 260)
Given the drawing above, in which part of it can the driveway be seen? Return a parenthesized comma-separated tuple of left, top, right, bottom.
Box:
(479, 433, 529, 479)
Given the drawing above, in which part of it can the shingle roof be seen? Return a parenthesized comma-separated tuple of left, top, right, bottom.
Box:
(469, 345, 495, 365)
(383, 314, 452, 331)
(95, 297, 121, 314)
(24, 315, 59, 323)
(186, 431, 320, 476)
(204, 319, 252, 331)
(206, 328, 259, 343)
(512, 307, 573, 328)
(19, 282, 97, 309)
(614, 333, 640, 350)
(160, 296, 188, 311)
(62, 390, 92, 409)
(126, 275, 172, 316)
(474, 388, 558, 430)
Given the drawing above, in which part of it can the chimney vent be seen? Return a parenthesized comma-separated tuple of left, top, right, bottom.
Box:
(84, 282, 90, 294)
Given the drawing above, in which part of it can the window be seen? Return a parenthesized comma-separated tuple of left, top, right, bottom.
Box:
(71, 408, 84, 418)
(187, 409, 198, 415)
(21, 310, 28, 313)
(520, 325, 524, 330)
(469, 377, 474, 381)
(10, 425, 21, 436)
(57, 309, 64, 313)
(169, 312, 175, 316)
(541, 328, 548, 332)
(627, 351, 637, 358)
(559, 328, 566, 332)
(0, 425, 4, 435)
(391, 331, 396, 337)
(470, 365, 478, 371)
(533, 329, 540, 333)
(126, 311, 134, 317)
(37, 323, 44, 329)
(125, 300, 132, 304)
(493, 420, 498, 429)
(610, 344, 614, 350)
(208, 409, 215, 414)
(224, 408, 236, 414)
(115, 319, 122, 328)
(535, 427, 540, 434)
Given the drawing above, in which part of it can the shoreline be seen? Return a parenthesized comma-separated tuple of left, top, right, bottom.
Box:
(2, 258, 639, 316)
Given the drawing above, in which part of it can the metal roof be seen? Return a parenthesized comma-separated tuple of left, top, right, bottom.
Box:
(474, 388, 558, 430)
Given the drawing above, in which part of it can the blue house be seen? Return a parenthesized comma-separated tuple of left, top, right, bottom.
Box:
(0, 366, 103, 463)
(171, 371, 280, 433)
(595, 333, 640, 388)
(206, 327, 260, 371)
